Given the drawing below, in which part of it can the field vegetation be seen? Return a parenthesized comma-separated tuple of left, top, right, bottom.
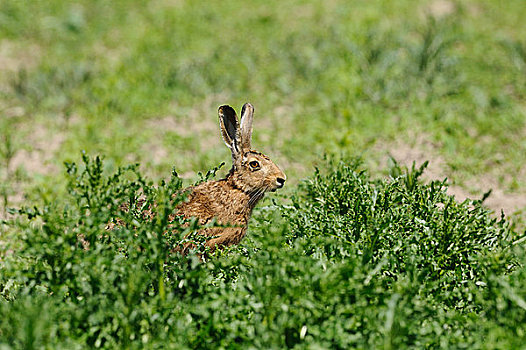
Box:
(1, 0, 526, 348)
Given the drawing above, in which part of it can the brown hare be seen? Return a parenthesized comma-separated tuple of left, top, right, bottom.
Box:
(176, 103, 286, 254)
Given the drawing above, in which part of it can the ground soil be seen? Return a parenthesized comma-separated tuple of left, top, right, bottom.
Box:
(373, 134, 526, 218)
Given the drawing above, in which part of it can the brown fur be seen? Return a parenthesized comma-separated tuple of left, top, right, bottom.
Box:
(175, 103, 285, 254)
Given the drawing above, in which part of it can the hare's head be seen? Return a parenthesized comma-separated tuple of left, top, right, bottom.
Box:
(218, 103, 286, 195)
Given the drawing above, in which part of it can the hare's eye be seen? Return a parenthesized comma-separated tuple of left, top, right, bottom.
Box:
(249, 161, 260, 169)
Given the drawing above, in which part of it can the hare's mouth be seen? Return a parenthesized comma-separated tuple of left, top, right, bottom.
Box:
(267, 178, 285, 193)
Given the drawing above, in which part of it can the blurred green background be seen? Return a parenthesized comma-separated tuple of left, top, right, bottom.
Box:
(1, 0, 525, 218)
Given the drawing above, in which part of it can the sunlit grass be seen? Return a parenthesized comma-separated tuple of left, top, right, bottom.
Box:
(1, 0, 526, 345)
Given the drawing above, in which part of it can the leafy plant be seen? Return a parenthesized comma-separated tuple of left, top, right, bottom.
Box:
(0, 155, 208, 348)
(1, 157, 525, 348)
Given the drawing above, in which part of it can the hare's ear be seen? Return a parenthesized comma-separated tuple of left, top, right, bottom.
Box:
(239, 102, 254, 150)
(218, 105, 241, 157)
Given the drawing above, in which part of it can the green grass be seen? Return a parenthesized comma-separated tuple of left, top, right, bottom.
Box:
(1, 0, 525, 195)
(1, 156, 525, 348)
(1, 0, 526, 348)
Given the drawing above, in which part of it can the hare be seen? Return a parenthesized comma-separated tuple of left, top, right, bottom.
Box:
(176, 103, 286, 254)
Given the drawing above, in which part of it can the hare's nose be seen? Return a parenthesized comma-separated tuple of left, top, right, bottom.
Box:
(276, 177, 286, 188)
